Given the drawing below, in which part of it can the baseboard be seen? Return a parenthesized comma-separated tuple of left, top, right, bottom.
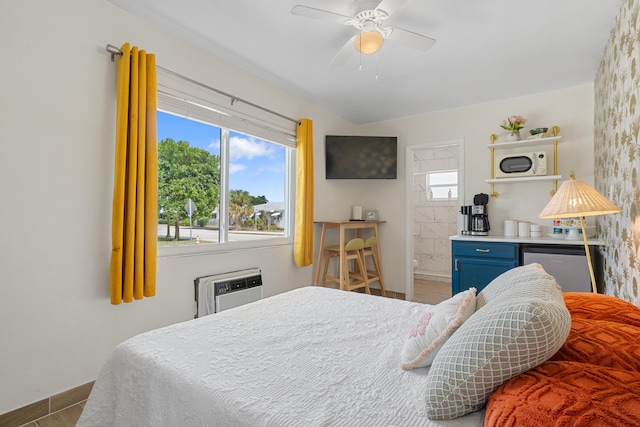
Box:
(0, 381, 94, 427)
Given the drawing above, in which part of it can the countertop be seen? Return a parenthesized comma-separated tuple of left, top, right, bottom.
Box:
(450, 234, 604, 246)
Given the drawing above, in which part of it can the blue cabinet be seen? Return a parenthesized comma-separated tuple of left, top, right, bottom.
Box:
(452, 241, 518, 294)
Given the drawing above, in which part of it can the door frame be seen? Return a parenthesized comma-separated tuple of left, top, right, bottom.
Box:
(404, 139, 465, 301)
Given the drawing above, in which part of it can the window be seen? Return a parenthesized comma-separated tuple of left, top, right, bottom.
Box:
(155, 75, 296, 251)
(426, 170, 458, 201)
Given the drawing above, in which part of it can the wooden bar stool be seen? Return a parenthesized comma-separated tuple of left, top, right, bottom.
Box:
(359, 236, 386, 297)
(320, 238, 370, 294)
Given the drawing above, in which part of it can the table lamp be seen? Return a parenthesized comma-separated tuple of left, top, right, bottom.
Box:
(539, 171, 620, 293)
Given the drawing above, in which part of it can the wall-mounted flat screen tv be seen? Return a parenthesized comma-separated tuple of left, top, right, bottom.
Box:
(325, 135, 397, 179)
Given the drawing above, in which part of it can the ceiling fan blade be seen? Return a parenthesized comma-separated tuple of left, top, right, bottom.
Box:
(290, 5, 352, 25)
(329, 36, 357, 66)
(374, 0, 410, 18)
(385, 27, 436, 52)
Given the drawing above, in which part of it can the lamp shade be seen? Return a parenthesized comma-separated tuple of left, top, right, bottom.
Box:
(355, 31, 383, 55)
(539, 172, 621, 219)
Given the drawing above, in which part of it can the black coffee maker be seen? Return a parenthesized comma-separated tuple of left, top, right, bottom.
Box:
(470, 193, 490, 236)
(461, 193, 490, 235)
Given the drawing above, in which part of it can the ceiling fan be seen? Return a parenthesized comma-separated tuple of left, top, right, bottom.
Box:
(291, 0, 436, 66)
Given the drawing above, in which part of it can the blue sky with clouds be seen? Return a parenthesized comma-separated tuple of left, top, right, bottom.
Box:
(157, 111, 285, 203)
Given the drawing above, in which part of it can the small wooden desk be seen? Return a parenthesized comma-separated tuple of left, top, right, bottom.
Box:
(313, 220, 386, 294)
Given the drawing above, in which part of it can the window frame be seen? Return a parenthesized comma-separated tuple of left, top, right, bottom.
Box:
(155, 77, 296, 258)
(426, 169, 458, 201)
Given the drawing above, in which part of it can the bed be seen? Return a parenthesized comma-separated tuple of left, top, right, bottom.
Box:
(77, 286, 485, 426)
(79, 263, 640, 426)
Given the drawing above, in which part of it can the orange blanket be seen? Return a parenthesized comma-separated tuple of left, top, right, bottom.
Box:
(485, 292, 640, 427)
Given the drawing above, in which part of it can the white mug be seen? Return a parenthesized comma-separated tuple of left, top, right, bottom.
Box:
(351, 205, 363, 220)
(504, 220, 517, 237)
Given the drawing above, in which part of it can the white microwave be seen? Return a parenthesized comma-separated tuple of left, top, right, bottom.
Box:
(495, 151, 547, 178)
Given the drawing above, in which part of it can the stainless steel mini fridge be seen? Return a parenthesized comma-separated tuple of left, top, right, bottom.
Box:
(521, 245, 594, 293)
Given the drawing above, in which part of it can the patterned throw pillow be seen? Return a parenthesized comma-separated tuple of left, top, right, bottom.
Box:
(486, 292, 640, 426)
(475, 262, 562, 309)
(485, 361, 640, 427)
(563, 291, 640, 327)
(551, 318, 640, 371)
(400, 288, 476, 370)
(424, 264, 571, 420)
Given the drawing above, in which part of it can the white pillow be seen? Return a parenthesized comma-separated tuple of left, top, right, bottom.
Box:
(476, 262, 560, 309)
(401, 288, 476, 370)
(424, 264, 571, 420)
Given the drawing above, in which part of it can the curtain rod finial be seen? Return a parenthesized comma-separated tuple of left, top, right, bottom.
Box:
(106, 44, 123, 62)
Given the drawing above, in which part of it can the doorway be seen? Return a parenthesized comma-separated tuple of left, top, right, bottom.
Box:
(405, 140, 464, 302)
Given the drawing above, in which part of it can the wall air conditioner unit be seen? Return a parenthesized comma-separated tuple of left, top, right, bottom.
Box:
(194, 268, 262, 318)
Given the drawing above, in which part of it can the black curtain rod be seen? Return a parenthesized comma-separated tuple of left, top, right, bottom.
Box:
(105, 44, 299, 125)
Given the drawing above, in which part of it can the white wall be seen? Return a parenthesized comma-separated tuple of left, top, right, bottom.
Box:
(355, 86, 595, 296)
(0, 0, 596, 414)
(0, 0, 355, 414)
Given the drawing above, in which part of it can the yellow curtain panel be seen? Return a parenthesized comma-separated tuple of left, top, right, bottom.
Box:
(110, 43, 158, 304)
(293, 119, 314, 267)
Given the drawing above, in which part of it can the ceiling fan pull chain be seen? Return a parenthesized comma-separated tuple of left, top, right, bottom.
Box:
(376, 53, 379, 80)
(359, 31, 363, 72)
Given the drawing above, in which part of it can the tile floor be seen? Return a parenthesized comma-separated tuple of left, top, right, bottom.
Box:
(19, 280, 451, 427)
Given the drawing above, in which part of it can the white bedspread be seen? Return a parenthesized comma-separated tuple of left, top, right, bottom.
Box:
(78, 286, 484, 426)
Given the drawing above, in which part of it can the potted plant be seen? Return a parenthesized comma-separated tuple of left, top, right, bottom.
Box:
(500, 115, 526, 141)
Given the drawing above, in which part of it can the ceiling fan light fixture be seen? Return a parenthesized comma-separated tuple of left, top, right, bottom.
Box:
(355, 30, 383, 54)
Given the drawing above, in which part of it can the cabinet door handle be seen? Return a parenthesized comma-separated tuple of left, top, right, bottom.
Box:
(454, 259, 459, 271)
(476, 248, 491, 253)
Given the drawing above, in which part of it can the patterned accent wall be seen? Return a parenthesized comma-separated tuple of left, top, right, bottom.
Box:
(594, 0, 640, 306)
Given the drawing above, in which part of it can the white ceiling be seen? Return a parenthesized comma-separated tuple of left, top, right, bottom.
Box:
(109, 0, 621, 125)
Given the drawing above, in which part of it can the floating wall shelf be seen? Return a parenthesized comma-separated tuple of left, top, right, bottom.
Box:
(488, 125, 561, 198)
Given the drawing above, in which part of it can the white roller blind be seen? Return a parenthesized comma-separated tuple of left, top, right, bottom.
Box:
(156, 70, 296, 148)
